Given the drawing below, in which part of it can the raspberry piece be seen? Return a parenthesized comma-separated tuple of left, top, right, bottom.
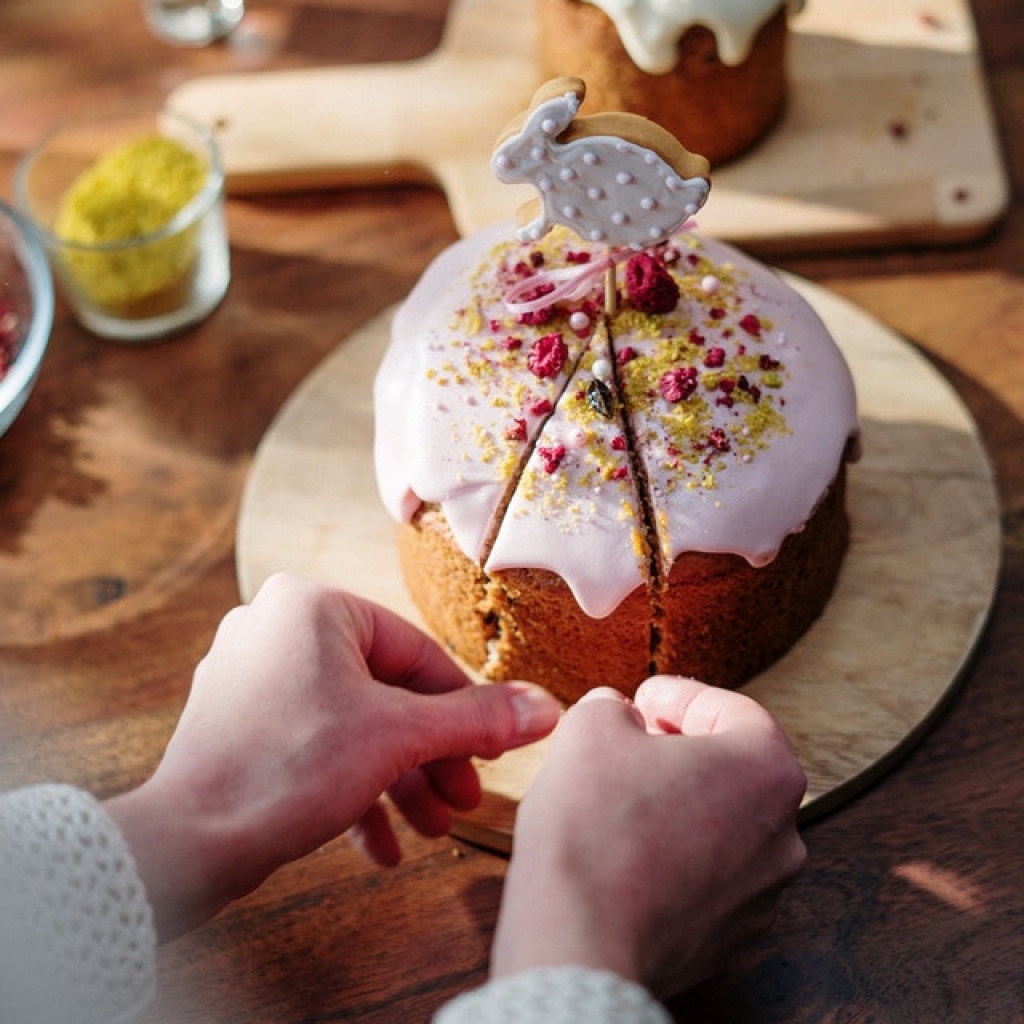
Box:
(538, 444, 566, 474)
(624, 253, 680, 314)
(659, 366, 698, 403)
(739, 313, 763, 337)
(527, 333, 568, 379)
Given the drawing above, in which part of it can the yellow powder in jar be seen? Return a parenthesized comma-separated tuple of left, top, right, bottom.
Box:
(54, 135, 207, 313)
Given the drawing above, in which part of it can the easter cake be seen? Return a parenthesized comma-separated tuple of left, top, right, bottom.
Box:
(373, 80, 858, 704)
(534, 0, 804, 165)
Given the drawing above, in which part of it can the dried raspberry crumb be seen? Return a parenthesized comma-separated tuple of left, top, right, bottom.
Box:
(624, 252, 680, 314)
(704, 347, 726, 369)
(608, 465, 629, 481)
(611, 434, 627, 451)
(659, 366, 698, 403)
(529, 397, 553, 417)
(530, 250, 545, 268)
(708, 428, 731, 452)
(616, 345, 637, 366)
(739, 313, 762, 337)
(500, 335, 523, 351)
(709, 307, 726, 321)
(538, 444, 566, 473)
(527, 333, 568, 379)
(759, 354, 780, 370)
(505, 418, 528, 442)
(566, 250, 592, 264)
(688, 327, 706, 347)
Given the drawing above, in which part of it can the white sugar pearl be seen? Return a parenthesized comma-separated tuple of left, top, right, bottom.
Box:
(570, 311, 591, 332)
(701, 275, 720, 295)
(567, 428, 589, 449)
(592, 358, 612, 382)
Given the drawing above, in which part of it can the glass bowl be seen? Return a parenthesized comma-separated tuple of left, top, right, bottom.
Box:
(0, 201, 54, 438)
(14, 105, 229, 343)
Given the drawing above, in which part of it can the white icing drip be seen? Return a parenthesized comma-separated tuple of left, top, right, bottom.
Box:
(373, 222, 858, 620)
(580, 0, 805, 73)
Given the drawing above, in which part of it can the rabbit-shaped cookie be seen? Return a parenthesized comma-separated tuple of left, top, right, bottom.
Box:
(492, 76, 710, 249)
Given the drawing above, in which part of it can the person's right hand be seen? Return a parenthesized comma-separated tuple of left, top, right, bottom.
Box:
(492, 675, 808, 997)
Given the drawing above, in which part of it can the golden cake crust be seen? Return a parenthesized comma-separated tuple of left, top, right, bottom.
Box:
(534, 0, 789, 165)
(397, 465, 849, 704)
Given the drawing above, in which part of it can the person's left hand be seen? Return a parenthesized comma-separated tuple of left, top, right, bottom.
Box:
(106, 573, 560, 939)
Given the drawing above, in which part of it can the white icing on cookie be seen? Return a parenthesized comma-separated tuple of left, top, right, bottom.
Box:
(492, 80, 709, 249)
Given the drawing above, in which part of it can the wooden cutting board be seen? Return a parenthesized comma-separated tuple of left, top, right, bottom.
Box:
(168, 0, 1008, 252)
(235, 276, 1001, 853)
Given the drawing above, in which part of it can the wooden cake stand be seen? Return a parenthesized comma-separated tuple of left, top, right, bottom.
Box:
(169, 0, 1009, 252)
(236, 277, 1000, 853)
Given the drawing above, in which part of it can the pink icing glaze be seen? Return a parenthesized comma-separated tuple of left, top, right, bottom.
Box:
(373, 221, 859, 618)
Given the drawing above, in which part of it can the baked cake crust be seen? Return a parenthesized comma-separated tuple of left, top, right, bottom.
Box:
(375, 222, 859, 704)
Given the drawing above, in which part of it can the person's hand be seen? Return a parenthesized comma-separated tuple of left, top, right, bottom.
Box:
(106, 573, 560, 940)
(492, 676, 807, 997)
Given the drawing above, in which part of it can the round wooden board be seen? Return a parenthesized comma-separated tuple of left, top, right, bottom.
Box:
(237, 277, 1001, 853)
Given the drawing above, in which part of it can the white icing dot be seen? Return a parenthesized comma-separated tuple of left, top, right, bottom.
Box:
(589, 228, 607, 242)
(644, 151, 658, 165)
(582, 150, 599, 165)
(701, 275, 720, 295)
(666, 176, 682, 191)
(616, 171, 634, 186)
(648, 225, 665, 239)
(569, 311, 591, 332)
(640, 196, 657, 211)
(611, 211, 629, 226)
(531, 145, 546, 161)
(587, 186, 605, 200)
(494, 154, 511, 171)
(560, 166, 578, 182)
(562, 204, 579, 219)
(685, 202, 698, 215)
(538, 174, 553, 192)
(541, 117, 558, 135)
(592, 357, 612, 382)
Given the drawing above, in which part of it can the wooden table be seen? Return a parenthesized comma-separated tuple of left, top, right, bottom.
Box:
(1, 2, 1022, 1021)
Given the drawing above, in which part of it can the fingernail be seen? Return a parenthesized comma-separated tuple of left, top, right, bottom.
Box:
(509, 683, 561, 736)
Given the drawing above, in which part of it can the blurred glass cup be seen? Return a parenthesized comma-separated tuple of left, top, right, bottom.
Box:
(15, 106, 230, 343)
(142, 0, 244, 47)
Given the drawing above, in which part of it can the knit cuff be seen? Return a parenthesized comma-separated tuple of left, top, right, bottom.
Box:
(0, 783, 157, 1024)
(433, 965, 672, 1024)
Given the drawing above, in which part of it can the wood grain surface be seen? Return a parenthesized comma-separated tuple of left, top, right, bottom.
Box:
(167, 0, 1010, 251)
(1, 2, 1023, 1022)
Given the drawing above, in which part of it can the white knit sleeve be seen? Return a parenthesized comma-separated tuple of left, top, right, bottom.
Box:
(433, 966, 673, 1024)
(0, 784, 157, 1024)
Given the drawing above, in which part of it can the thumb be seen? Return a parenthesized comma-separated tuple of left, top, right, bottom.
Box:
(399, 681, 561, 766)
